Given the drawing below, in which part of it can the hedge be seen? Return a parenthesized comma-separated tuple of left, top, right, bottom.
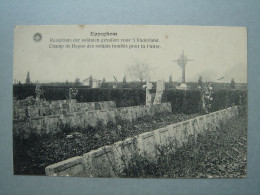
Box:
(211, 90, 247, 112)
(162, 90, 202, 114)
(162, 89, 247, 114)
(13, 85, 247, 112)
(13, 85, 37, 100)
(13, 85, 92, 100)
(13, 85, 146, 107)
(76, 88, 146, 107)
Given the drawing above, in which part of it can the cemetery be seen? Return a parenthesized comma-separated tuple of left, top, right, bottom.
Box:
(13, 76, 247, 177)
(45, 106, 245, 177)
(12, 52, 247, 177)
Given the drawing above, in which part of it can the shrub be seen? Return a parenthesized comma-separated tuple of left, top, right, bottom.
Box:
(13, 85, 146, 107)
(13, 85, 247, 113)
(163, 89, 201, 114)
(163, 89, 247, 114)
(211, 90, 247, 112)
(75, 88, 146, 107)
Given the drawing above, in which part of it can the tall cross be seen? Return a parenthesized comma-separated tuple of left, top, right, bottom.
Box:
(173, 51, 193, 83)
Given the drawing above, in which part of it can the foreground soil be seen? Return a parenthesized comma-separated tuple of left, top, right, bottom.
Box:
(13, 112, 199, 175)
(122, 110, 247, 178)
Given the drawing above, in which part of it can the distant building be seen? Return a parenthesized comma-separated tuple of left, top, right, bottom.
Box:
(82, 77, 101, 88)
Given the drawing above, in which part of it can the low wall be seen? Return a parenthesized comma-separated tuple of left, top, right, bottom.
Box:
(13, 103, 172, 138)
(45, 106, 239, 177)
(13, 100, 116, 120)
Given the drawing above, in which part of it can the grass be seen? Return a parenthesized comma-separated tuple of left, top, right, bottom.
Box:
(13, 112, 199, 175)
(13, 107, 247, 177)
(120, 108, 247, 178)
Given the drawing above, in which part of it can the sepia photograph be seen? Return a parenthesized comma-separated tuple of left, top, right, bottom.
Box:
(12, 25, 247, 178)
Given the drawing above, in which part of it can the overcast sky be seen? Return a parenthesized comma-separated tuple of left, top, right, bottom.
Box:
(13, 25, 247, 83)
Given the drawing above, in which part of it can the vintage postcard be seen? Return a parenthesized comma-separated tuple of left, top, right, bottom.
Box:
(13, 25, 247, 178)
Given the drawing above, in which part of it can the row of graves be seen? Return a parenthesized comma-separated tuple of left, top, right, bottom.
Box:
(13, 80, 172, 138)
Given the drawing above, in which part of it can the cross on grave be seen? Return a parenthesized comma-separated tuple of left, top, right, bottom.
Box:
(69, 88, 78, 102)
(153, 80, 165, 105)
(173, 51, 193, 84)
(143, 82, 153, 90)
(35, 84, 43, 101)
(143, 78, 153, 106)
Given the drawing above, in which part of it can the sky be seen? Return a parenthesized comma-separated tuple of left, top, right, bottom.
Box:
(13, 25, 247, 83)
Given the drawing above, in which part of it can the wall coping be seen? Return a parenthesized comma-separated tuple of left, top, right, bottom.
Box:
(45, 106, 239, 176)
(45, 156, 82, 175)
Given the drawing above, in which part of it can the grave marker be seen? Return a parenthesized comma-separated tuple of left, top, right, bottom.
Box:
(142, 77, 153, 106)
(153, 80, 165, 104)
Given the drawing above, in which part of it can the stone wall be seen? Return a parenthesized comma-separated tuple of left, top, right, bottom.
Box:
(13, 100, 116, 120)
(13, 103, 172, 138)
(45, 106, 239, 177)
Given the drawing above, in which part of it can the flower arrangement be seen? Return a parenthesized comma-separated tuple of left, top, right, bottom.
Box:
(202, 82, 213, 114)
(69, 88, 78, 100)
(35, 84, 43, 100)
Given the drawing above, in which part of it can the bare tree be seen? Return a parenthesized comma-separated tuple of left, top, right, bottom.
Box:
(126, 64, 151, 83)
